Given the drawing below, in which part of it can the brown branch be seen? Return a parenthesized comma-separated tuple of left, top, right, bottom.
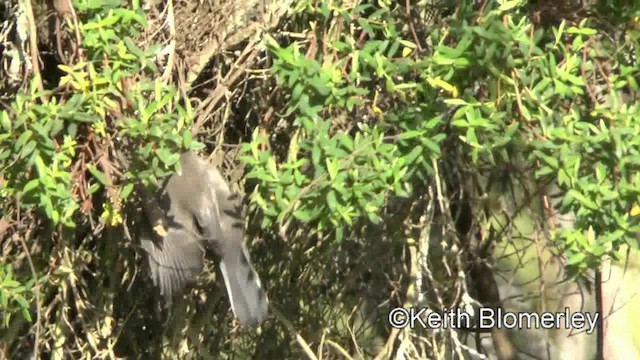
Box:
(21, 0, 44, 94)
(595, 268, 604, 360)
(52, 0, 72, 64)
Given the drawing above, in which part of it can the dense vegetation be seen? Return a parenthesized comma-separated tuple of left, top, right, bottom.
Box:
(1, 0, 639, 359)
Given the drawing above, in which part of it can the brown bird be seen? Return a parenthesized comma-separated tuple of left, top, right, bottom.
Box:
(139, 151, 269, 327)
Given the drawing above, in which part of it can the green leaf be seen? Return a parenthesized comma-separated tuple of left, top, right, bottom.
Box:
(20, 140, 37, 159)
(567, 252, 586, 265)
(15, 130, 33, 150)
(89, 183, 101, 194)
(156, 148, 174, 166)
(23, 179, 40, 194)
(0, 111, 11, 131)
(0, 147, 10, 161)
(293, 209, 312, 222)
(567, 26, 597, 36)
(399, 130, 424, 140)
(554, 20, 566, 46)
(567, 189, 598, 210)
(327, 190, 338, 211)
(21, 307, 32, 322)
(421, 138, 441, 155)
(335, 226, 344, 243)
(326, 158, 338, 180)
(183, 130, 192, 148)
(3, 279, 20, 288)
(190, 141, 205, 151)
(165, 153, 180, 166)
(367, 211, 379, 224)
(308, 77, 331, 96)
(120, 183, 134, 199)
(293, 170, 305, 186)
(51, 209, 60, 225)
(312, 143, 321, 167)
(357, 18, 374, 34)
(34, 155, 47, 177)
(443, 98, 470, 106)
(87, 164, 108, 186)
(336, 132, 354, 151)
(15, 294, 29, 308)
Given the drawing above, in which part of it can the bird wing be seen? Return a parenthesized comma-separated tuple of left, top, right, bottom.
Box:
(140, 216, 204, 301)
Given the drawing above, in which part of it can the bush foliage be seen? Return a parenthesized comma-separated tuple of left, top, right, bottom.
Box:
(1, 0, 639, 359)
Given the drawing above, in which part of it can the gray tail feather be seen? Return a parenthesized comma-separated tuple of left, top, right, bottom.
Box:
(219, 243, 269, 327)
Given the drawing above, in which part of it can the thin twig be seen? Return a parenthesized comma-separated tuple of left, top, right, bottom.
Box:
(325, 340, 355, 360)
(17, 221, 41, 360)
(271, 306, 319, 360)
(161, 0, 176, 82)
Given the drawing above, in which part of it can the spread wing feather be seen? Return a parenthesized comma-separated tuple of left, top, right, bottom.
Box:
(140, 224, 204, 300)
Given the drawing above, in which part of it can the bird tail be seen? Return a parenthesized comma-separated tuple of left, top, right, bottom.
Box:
(219, 242, 269, 327)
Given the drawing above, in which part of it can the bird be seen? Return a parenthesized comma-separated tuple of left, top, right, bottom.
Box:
(138, 151, 269, 327)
